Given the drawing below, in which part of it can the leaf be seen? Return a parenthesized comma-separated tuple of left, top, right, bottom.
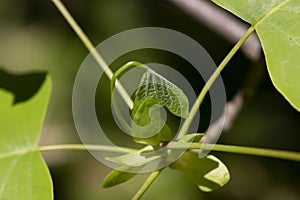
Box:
(132, 98, 173, 146)
(105, 153, 161, 167)
(0, 68, 52, 200)
(169, 152, 230, 192)
(102, 146, 156, 188)
(211, 0, 300, 111)
(131, 69, 189, 146)
(133, 69, 189, 118)
(102, 167, 136, 188)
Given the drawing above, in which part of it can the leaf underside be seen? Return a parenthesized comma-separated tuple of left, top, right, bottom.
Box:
(211, 0, 300, 111)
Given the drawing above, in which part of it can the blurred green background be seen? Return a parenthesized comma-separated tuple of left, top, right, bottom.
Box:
(1, 0, 300, 199)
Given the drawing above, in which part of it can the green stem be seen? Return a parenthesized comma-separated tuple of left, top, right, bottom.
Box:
(110, 61, 148, 132)
(136, 25, 256, 199)
(110, 61, 147, 92)
(38, 144, 138, 154)
(51, 0, 133, 109)
(169, 143, 300, 162)
(176, 25, 256, 139)
(131, 170, 162, 200)
(38, 143, 300, 162)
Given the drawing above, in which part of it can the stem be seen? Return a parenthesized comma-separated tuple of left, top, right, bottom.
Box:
(131, 170, 162, 200)
(51, 0, 133, 109)
(37, 143, 300, 162)
(135, 25, 256, 198)
(110, 61, 148, 132)
(110, 61, 147, 92)
(169, 143, 300, 162)
(38, 144, 138, 154)
(176, 25, 256, 139)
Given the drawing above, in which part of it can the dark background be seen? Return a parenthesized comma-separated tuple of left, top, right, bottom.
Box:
(0, 0, 299, 199)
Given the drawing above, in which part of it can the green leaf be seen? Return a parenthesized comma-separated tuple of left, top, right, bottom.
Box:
(169, 152, 230, 192)
(102, 167, 136, 188)
(211, 0, 300, 111)
(132, 98, 173, 146)
(133, 69, 189, 118)
(105, 153, 161, 167)
(131, 69, 189, 146)
(0, 68, 52, 200)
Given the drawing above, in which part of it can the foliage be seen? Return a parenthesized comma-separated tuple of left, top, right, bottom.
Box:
(0, 0, 300, 199)
(0, 68, 53, 200)
(211, 0, 300, 111)
(105, 64, 230, 191)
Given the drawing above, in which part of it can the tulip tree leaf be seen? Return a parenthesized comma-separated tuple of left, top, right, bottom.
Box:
(131, 69, 189, 146)
(211, 0, 300, 111)
(0, 68, 52, 200)
(169, 151, 230, 192)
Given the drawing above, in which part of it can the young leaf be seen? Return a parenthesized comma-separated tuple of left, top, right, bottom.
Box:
(102, 167, 136, 188)
(211, 0, 300, 111)
(132, 69, 189, 118)
(105, 153, 161, 167)
(0, 68, 53, 200)
(131, 68, 189, 146)
(169, 151, 230, 192)
(132, 98, 173, 146)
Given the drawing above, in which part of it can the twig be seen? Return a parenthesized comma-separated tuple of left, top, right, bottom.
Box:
(167, 0, 261, 61)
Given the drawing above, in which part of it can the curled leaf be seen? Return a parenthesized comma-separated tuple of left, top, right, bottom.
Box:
(131, 68, 189, 146)
(133, 69, 189, 118)
(169, 152, 230, 192)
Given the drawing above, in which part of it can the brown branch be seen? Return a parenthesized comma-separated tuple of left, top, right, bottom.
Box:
(167, 0, 261, 61)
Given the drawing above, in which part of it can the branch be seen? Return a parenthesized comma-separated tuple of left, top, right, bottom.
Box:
(167, 0, 261, 61)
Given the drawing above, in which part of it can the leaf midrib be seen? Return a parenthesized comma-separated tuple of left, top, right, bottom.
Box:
(0, 147, 37, 160)
(253, 0, 291, 27)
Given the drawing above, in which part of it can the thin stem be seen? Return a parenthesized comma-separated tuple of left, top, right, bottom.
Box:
(131, 170, 162, 200)
(110, 61, 147, 92)
(176, 25, 256, 139)
(169, 143, 300, 162)
(38, 144, 138, 154)
(51, 0, 133, 109)
(135, 25, 256, 198)
(110, 61, 148, 132)
(37, 143, 300, 162)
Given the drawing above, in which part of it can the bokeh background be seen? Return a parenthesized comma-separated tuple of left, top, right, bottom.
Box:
(1, 0, 300, 199)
